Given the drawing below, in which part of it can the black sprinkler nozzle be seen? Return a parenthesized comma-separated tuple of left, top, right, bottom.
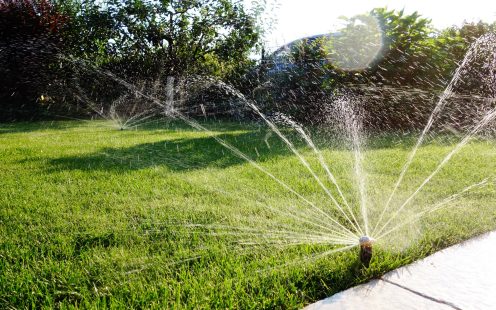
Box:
(359, 236, 374, 267)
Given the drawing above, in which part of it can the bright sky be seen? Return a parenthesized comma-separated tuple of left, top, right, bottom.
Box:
(261, 0, 496, 50)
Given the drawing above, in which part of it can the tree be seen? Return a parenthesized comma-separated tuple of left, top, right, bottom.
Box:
(0, 0, 67, 120)
(436, 21, 496, 94)
(58, 0, 260, 80)
(362, 8, 437, 87)
(328, 14, 383, 72)
(256, 8, 458, 128)
(255, 35, 342, 122)
(47, 0, 262, 120)
(0, 0, 262, 119)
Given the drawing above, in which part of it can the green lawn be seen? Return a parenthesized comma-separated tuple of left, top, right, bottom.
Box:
(1, 120, 495, 309)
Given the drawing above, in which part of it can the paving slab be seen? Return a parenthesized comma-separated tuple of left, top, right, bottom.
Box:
(383, 231, 496, 310)
(305, 231, 496, 310)
(305, 279, 453, 310)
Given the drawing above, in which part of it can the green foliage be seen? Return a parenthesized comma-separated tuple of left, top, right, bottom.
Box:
(257, 36, 343, 122)
(439, 21, 496, 61)
(258, 8, 496, 127)
(0, 0, 67, 120)
(58, 0, 260, 79)
(0, 0, 263, 120)
(369, 8, 437, 87)
(329, 14, 383, 71)
(435, 21, 496, 94)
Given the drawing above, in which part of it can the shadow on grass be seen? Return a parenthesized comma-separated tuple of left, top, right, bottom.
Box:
(0, 120, 90, 135)
(43, 126, 469, 174)
(17, 117, 474, 174)
(46, 130, 297, 172)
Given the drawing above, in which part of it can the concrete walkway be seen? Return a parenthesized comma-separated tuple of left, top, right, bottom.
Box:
(305, 231, 496, 310)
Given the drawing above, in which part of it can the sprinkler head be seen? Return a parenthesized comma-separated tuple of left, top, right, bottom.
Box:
(359, 236, 374, 267)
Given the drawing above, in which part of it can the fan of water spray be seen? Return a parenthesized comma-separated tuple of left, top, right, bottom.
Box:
(66, 33, 496, 270)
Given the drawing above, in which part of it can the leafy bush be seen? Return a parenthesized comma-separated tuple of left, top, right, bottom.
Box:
(255, 8, 496, 130)
(0, 0, 67, 120)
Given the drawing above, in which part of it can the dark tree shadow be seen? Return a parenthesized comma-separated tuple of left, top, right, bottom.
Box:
(0, 120, 87, 135)
(43, 125, 470, 174)
(45, 130, 298, 173)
